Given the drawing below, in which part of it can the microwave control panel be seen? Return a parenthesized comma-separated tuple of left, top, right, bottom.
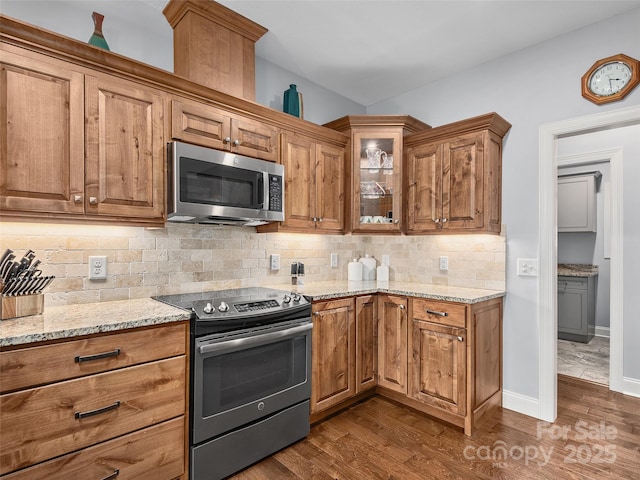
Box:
(268, 174, 283, 212)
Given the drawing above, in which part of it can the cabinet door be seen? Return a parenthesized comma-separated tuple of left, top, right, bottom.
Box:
(315, 141, 345, 232)
(377, 295, 407, 393)
(85, 75, 165, 222)
(0, 48, 85, 215)
(557, 279, 588, 336)
(406, 142, 442, 232)
(280, 132, 316, 230)
(230, 115, 279, 162)
(558, 175, 597, 232)
(352, 130, 403, 233)
(171, 98, 230, 151)
(409, 319, 466, 416)
(355, 295, 377, 393)
(311, 298, 355, 414)
(442, 132, 485, 230)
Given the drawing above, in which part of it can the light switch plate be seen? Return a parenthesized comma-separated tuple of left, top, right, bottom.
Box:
(88, 255, 107, 280)
(330, 253, 338, 268)
(381, 254, 390, 266)
(439, 256, 448, 271)
(517, 258, 539, 277)
(270, 254, 280, 271)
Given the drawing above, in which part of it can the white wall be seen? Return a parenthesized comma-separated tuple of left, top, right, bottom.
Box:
(370, 9, 640, 399)
(1, 0, 365, 125)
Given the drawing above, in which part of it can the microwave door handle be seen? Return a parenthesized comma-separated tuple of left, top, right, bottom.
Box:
(198, 322, 312, 356)
(261, 171, 269, 209)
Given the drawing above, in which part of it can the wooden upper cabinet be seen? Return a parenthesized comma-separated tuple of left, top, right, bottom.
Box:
(0, 47, 85, 215)
(258, 131, 346, 233)
(310, 298, 356, 414)
(405, 113, 511, 235)
(377, 294, 408, 394)
(323, 115, 431, 234)
(85, 74, 165, 222)
(171, 98, 279, 162)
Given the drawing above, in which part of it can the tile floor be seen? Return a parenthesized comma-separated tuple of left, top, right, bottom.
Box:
(557, 336, 609, 385)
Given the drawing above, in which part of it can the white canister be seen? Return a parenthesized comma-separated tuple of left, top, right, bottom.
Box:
(359, 254, 377, 281)
(347, 259, 363, 281)
(376, 265, 389, 282)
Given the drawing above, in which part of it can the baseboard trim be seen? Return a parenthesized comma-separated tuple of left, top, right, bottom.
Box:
(595, 326, 610, 338)
(623, 377, 640, 398)
(502, 389, 540, 418)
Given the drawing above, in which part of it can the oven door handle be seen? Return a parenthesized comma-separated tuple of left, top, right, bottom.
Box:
(198, 322, 313, 355)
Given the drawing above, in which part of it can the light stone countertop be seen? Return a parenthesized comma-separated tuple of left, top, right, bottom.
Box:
(558, 264, 599, 277)
(1, 281, 504, 348)
(266, 280, 505, 304)
(0, 298, 191, 348)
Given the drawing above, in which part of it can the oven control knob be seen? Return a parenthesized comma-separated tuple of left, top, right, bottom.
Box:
(292, 293, 301, 303)
(218, 301, 229, 312)
(203, 302, 214, 314)
(282, 294, 291, 304)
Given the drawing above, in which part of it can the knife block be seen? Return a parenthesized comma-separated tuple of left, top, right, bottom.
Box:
(0, 294, 44, 320)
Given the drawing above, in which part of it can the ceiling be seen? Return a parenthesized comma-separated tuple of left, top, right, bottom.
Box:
(143, 0, 640, 106)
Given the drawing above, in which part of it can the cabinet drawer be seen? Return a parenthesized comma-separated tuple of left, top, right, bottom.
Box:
(557, 276, 588, 291)
(411, 298, 466, 328)
(0, 356, 186, 475)
(2, 417, 185, 480)
(0, 322, 187, 393)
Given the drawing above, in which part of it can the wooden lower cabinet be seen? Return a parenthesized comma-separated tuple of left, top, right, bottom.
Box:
(404, 297, 503, 435)
(377, 294, 408, 393)
(310, 293, 503, 436)
(355, 295, 377, 393)
(0, 322, 189, 479)
(310, 298, 355, 415)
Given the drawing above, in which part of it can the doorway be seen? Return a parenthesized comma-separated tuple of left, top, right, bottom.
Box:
(537, 105, 640, 422)
(556, 154, 614, 386)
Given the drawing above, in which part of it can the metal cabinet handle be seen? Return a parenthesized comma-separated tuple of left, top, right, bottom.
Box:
(75, 348, 121, 363)
(74, 195, 83, 203)
(434, 218, 440, 223)
(89, 197, 98, 205)
(442, 218, 448, 223)
(312, 217, 317, 222)
(233, 139, 241, 146)
(426, 309, 448, 317)
(399, 304, 406, 310)
(223, 137, 231, 143)
(314, 311, 320, 316)
(457, 336, 464, 342)
(318, 217, 323, 222)
(394, 219, 399, 224)
(100, 469, 120, 480)
(75, 401, 120, 419)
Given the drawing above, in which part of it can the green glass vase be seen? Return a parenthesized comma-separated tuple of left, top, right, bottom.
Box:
(88, 11, 110, 51)
(283, 84, 300, 117)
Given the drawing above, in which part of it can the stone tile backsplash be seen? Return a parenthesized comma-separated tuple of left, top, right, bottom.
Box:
(0, 222, 505, 306)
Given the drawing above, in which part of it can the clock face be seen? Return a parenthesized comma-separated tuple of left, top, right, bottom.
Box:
(588, 61, 633, 97)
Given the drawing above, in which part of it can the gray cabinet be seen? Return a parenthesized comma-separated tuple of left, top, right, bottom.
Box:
(558, 174, 598, 232)
(557, 275, 596, 343)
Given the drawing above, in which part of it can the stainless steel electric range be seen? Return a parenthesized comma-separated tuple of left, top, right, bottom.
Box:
(154, 287, 312, 480)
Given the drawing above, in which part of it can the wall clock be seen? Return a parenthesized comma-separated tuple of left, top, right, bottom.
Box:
(581, 53, 640, 104)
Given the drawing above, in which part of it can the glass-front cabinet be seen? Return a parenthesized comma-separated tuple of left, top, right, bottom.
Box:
(324, 116, 431, 233)
(354, 130, 402, 232)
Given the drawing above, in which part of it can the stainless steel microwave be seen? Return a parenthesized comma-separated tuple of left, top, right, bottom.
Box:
(167, 141, 284, 226)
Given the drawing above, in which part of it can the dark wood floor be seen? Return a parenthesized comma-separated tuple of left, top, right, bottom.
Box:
(231, 375, 640, 480)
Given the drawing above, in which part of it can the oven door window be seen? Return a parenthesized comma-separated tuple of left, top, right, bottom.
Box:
(201, 335, 307, 417)
(180, 157, 263, 209)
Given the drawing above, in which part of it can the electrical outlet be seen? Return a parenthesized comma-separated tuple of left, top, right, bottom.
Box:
(381, 254, 390, 266)
(439, 256, 448, 271)
(88, 255, 107, 280)
(330, 253, 338, 268)
(270, 254, 280, 271)
(517, 258, 539, 277)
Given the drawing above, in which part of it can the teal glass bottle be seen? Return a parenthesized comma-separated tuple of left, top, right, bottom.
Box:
(88, 11, 110, 51)
(283, 84, 300, 117)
